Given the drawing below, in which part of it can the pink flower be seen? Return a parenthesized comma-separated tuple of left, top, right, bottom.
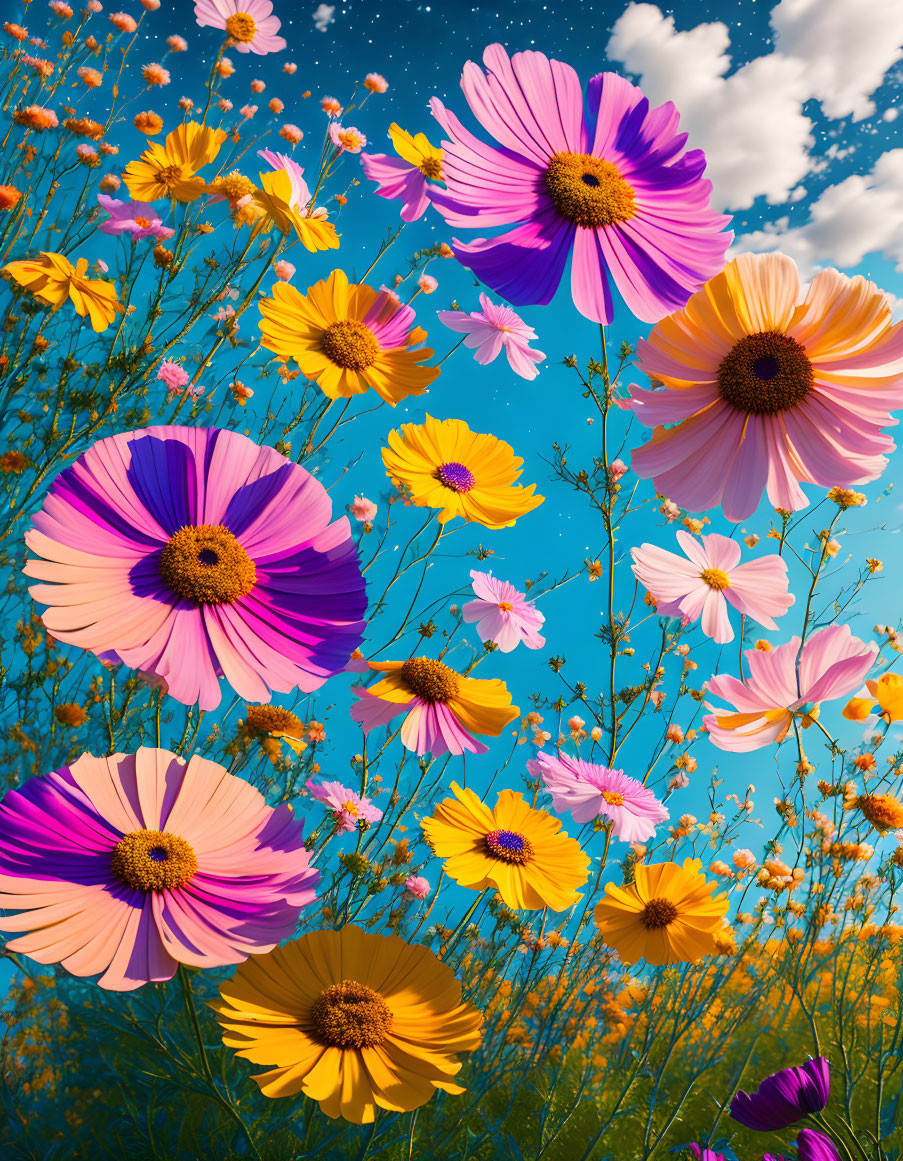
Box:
(418, 273, 438, 294)
(703, 625, 878, 752)
(193, 0, 286, 55)
(351, 495, 377, 522)
(630, 531, 794, 645)
(404, 875, 430, 899)
(321, 96, 342, 117)
(306, 779, 383, 832)
(87, 1, 103, 11)
(156, 361, 190, 392)
(96, 194, 174, 240)
(167, 35, 187, 51)
(609, 459, 627, 481)
(283, 61, 296, 74)
(328, 122, 367, 153)
(528, 751, 669, 842)
(239, 105, 258, 119)
(437, 292, 546, 381)
(361, 123, 443, 223)
(462, 569, 545, 653)
(273, 260, 295, 281)
(364, 72, 388, 93)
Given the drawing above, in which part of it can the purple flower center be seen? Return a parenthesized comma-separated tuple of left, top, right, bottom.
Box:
(436, 461, 475, 493)
(148, 847, 168, 862)
(485, 828, 534, 865)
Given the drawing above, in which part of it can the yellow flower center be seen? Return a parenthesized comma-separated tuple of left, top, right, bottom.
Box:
(717, 331, 814, 415)
(244, 704, 303, 736)
(110, 829, 198, 892)
(399, 657, 460, 703)
(159, 524, 257, 606)
(309, 980, 393, 1049)
(224, 12, 257, 42)
(418, 154, 443, 180)
(858, 794, 903, 835)
(544, 152, 637, 229)
(498, 601, 513, 612)
(134, 216, 151, 228)
(341, 800, 360, 816)
(320, 319, 381, 371)
(601, 790, 624, 806)
(485, 828, 534, 864)
(156, 163, 185, 192)
(700, 568, 731, 591)
(640, 897, 679, 930)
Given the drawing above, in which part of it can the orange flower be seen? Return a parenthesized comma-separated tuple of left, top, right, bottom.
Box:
(3, 22, 28, 40)
(364, 72, 388, 93)
(63, 117, 105, 139)
(134, 111, 163, 135)
(13, 106, 58, 131)
(3, 252, 123, 332)
(141, 63, 170, 86)
(109, 12, 138, 32)
(0, 186, 22, 212)
(77, 66, 102, 87)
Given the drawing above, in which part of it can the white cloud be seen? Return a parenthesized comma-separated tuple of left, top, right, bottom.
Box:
(313, 4, 335, 32)
(606, 1, 903, 211)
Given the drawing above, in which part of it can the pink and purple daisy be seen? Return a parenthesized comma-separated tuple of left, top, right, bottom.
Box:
(428, 43, 731, 325)
(306, 779, 383, 832)
(462, 569, 545, 652)
(437, 293, 546, 380)
(0, 747, 318, 990)
(193, 0, 286, 55)
(24, 425, 367, 710)
(96, 194, 174, 241)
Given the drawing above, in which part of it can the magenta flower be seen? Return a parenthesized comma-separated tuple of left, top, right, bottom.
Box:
(437, 293, 546, 380)
(156, 361, 190, 392)
(306, 779, 382, 832)
(404, 875, 430, 899)
(96, 194, 174, 240)
(528, 751, 669, 842)
(730, 1057, 830, 1131)
(630, 531, 794, 644)
(704, 626, 877, 752)
(428, 43, 731, 324)
(0, 747, 318, 990)
(24, 425, 367, 711)
(193, 0, 286, 55)
(462, 569, 545, 652)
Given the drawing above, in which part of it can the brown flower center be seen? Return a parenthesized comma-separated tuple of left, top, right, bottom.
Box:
(700, 567, 731, 591)
(419, 155, 443, 180)
(309, 980, 393, 1049)
(640, 897, 679, 930)
(545, 152, 637, 229)
(485, 828, 534, 864)
(110, 829, 198, 892)
(601, 790, 624, 806)
(717, 331, 814, 415)
(244, 704, 303, 736)
(320, 320, 380, 371)
(858, 794, 903, 835)
(399, 657, 460, 703)
(159, 524, 257, 606)
(224, 12, 257, 42)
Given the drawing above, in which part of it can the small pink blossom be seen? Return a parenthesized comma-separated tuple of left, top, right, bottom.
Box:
(49, 1, 73, 18)
(283, 61, 297, 74)
(417, 273, 438, 294)
(351, 495, 377, 522)
(273, 260, 295, 281)
(404, 875, 430, 899)
(321, 96, 342, 117)
(437, 293, 546, 380)
(239, 104, 258, 119)
(660, 500, 681, 522)
(364, 72, 388, 93)
(167, 34, 187, 50)
(609, 459, 628, 481)
(669, 771, 689, 790)
(250, 78, 265, 92)
(328, 122, 366, 153)
(87, 1, 103, 11)
(95, 259, 109, 273)
(734, 849, 757, 871)
(462, 570, 545, 653)
(141, 0, 161, 9)
(306, 779, 383, 832)
(156, 361, 190, 392)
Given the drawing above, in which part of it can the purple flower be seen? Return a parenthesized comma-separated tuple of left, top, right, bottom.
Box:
(796, 1130, 841, 1161)
(730, 1057, 831, 1132)
(689, 1146, 726, 1161)
(96, 194, 174, 240)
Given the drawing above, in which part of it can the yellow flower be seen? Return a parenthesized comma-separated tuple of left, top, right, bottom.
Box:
(382, 415, 544, 528)
(843, 672, 903, 723)
(3, 252, 123, 332)
(122, 121, 227, 202)
(421, 782, 590, 911)
(250, 167, 339, 251)
(594, 858, 729, 966)
(211, 925, 483, 1124)
(259, 269, 438, 405)
(389, 123, 443, 181)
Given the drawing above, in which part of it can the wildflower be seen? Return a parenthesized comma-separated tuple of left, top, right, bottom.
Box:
(4, 252, 123, 332)
(437, 293, 547, 382)
(364, 72, 388, 92)
(383, 415, 543, 528)
(630, 255, 903, 520)
(109, 12, 138, 32)
(230, 380, 253, 405)
(0, 748, 318, 990)
(867, 558, 883, 573)
(123, 121, 227, 203)
(361, 123, 443, 222)
(153, 244, 173, 267)
(96, 194, 173, 240)
(217, 56, 234, 76)
(857, 793, 903, 835)
(53, 702, 87, 727)
(134, 111, 163, 134)
(141, 63, 170, 86)
(77, 66, 102, 87)
(49, 1, 73, 16)
(703, 625, 877, 752)
(63, 116, 104, 138)
(99, 174, 121, 192)
(321, 96, 342, 116)
(268, 97, 283, 113)
(212, 926, 482, 1123)
(156, 362, 190, 393)
(239, 105, 257, 119)
(167, 34, 187, 50)
(0, 186, 22, 211)
(4, 23, 28, 39)
(594, 858, 729, 965)
(250, 79, 265, 92)
(21, 55, 54, 78)
(462, 569, 545, 652)
(279, 122, 303, 143)
(843, 672, 903, 723)
(828, 487, 866, 509)
(529, 751, 669, 841)
(730, 1057, 830, 1131)
(307, 780, 383, 832)
(329, 123, 367, 153)
(76, 144, 100, 167)
(13, 105, 58, 131)
(272, 260, 295, 282)
(260, 269, 438, 405)
(351, 495, 377, 522)
(733, 849, 757, 871)
(418, 273, 438, 294)
(405, 875, 429, 898)
(248, 149, 339, 250)
(350, 657, 518, 757)
(24, 426, 367, 711)
(141, 0, 161, 9)
(194, 0, 286, 53)
(422, 782, 589, 910)
(0, 451, 29, 474)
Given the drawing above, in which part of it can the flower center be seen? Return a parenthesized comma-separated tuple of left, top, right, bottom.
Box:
(601, 790, 624, 806)
(341, 800, 360, 815)
(309, 980, 393, 1049)
(717, 331, 814, 415)
(544, 152, 637, 229)
(498, 601, 513, 612)
(320, 319, 381, 371)
(157, 164, 184, 191)
(700, 568, 731, 591)
(110, 829, 198, 892)
(158, 524, 257, 606)
(399, 657, 459, 703)
(435, 461, 475, 493)
(858, 794, 903, 835)
(244, 704, 303, 736)
(640, 897, 679, 930)
(418, 155, 443, 180)
(485, 828, 534, 864)
(224, 12, 257, 42)
(134, 216, 151, 228)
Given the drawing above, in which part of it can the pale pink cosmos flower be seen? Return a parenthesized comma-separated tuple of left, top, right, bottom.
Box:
(328, 122, 367, 153)
(462, 569, 545, 653)
(97, 194, 174, 241)
(306, 779, 383, 832)
(156, 362, 190, 392)
(193, 0, 286, 55)
(630, 531, 795, 645)
(528, 751, 670, 842)
(417, 273, 438, 294)
(273, 260, 295, 281)
(404, 875, 430, 899)
(703, 625, 878, 752)
(437, 293, 546, 381)
(351, 495, 377, 522)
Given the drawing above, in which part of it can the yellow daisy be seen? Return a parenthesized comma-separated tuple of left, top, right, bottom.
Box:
(3, 252, 123, 332)
(389, 123, 444, 180)
(250, 167, 339, 252)
(259, 269, 438, 405)
(421, 782, 590, 911)
(382, 414, 544, 528)
(593, 858, 729, 966)
(122, 121, 227, 203)
(211, 925, 483, 1125)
